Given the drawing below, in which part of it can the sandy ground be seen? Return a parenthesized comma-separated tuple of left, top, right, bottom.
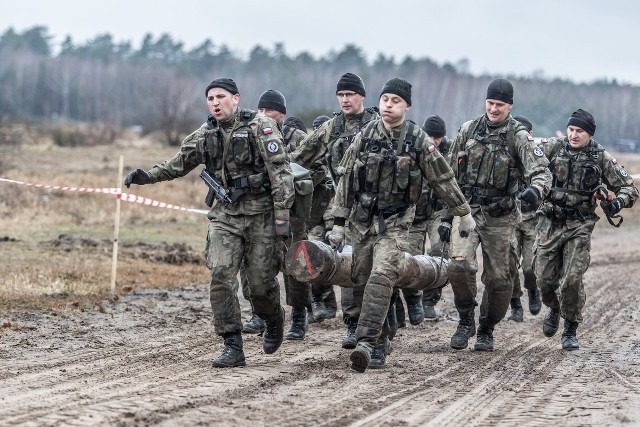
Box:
(1, 226, 640, 426)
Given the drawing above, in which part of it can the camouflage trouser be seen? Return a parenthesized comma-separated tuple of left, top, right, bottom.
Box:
(450, 207, 518, 327)
(511, 213, 538, 299)
(283, 215, 312, 310)
(397, 220, 427, 307)
(423, 209, 450, 305)
(205, 210, 281, 335)
(351, 219, 409, 348)
(534, 216, 594, 323)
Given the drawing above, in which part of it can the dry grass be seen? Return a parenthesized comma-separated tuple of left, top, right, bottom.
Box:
(1, 136, 639, 312)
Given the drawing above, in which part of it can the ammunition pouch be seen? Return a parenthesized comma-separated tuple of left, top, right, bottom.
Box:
(542, 203, 595, 223)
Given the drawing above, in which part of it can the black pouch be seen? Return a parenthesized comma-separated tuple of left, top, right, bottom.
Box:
(486, 197, 515, 217)
(354, 193, 377, 224)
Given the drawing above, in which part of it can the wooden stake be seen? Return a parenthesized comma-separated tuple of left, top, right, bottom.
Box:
(110, 155, 124, 295)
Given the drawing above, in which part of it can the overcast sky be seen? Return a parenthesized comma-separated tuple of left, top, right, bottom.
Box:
(2, 0, 639, 86)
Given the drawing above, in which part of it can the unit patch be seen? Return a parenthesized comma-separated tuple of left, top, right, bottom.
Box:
(533, 147, 544, 157)
(267, 141, 280, 153)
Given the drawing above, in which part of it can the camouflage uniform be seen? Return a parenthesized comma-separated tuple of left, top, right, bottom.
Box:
(510, 192, 539, 299)
(535, 137, 638, 323)
(147, 109, 294, 335)
(448, 114, 551, 339)
(291, 107, 379, 323)
(333, 119, 471, 353)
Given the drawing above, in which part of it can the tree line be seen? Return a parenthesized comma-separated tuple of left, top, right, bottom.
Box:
(1, 25, 639, 146)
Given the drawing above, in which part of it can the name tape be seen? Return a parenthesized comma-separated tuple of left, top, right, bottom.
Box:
(0, 177, 208, 215)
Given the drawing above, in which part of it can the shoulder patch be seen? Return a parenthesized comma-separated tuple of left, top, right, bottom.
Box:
(533, 147, 544, 157)
(540, 138, 548, 143)
(428, 144, 436, 153)
(263, 127, 273, 135)
(620, 167, 629, 177)
(267, 141, 280, 153)
(612, 158, 618, 165)
(527, 135, 534, 141)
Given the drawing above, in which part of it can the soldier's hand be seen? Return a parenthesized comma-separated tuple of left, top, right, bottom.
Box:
(458, 213, 476, 238)
(437, 219, 452, 243)
(519, 186, 540, 205)
(326, 225, 345, 252)
(275, 220, 291, 239)
(124, 169, 152, 188)
(601, 197, 624, 216)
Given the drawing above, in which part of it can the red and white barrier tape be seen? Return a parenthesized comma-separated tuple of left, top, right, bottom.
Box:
(0, 177, 208, 215)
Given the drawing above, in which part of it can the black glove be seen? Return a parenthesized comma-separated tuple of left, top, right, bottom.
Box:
(601, 197, 623, 216)
(520, 186, 540, 205)
(437, 220, 452, 243)
(124, 169, 152, 188)
(275, 220, 291, 239)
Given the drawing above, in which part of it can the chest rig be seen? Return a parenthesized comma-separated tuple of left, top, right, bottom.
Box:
(351, 121, 425, 223)
(203, 110, 271, 196)
(457, 117, 525, 209)
(327, 107, 378, 182)
(546, 139, 604, 216)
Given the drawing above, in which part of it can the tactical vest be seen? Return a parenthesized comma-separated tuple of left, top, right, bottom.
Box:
(457, 117, 526, 210)
(327, 107, 378, 182)
(282, 125, 296, 147)
(351, 121, 425, 222)
(546, 139, 604, 216)
(203, 109, 271, 196)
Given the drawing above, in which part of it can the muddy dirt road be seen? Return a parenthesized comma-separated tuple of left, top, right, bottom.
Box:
(2, 227, 640, 426)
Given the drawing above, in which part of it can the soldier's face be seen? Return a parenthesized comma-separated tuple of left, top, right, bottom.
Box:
(258, 108, 285, 125)
(432, 136, 444, 147)
(485, 99, 512, 123)
(207, 88, 239, 122)
(379, 94, 409, 128)
(336, 91, 365, 115)
(567, 125, 591, 148)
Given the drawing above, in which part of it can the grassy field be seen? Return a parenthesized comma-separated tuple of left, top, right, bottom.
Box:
(1, 131, 639, 312)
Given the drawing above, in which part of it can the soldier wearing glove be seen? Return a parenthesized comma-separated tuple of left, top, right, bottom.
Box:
(125, 78, 294, 368)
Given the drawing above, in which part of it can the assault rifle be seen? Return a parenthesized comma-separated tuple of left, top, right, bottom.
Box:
(199, 169, 237, 206)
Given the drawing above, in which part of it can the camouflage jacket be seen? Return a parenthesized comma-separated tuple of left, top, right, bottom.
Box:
(333, 119, 470, 232)
(414, 137, 451, 223)
(147, 109, 294, 221)
(540, 136, 639, 214)
(282, 125, 307, 153)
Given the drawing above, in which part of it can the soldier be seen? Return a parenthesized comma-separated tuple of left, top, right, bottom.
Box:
(326, 78, 475, 372)
(291, 72, 379, 349)
(248, 89, 312, 341)
(447, 78, 552, 352)
(312, 115, 331, 130)
(536, 109, 638, 350)
(506, 115, 542, 322)
(124, 78, 294, 367)
(395, 115, 452, 325)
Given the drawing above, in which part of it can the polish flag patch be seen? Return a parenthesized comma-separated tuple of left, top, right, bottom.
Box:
(428, 145, 436, 153)
(527, 135, 534, 141)
(612, 158, 618, 165)
(263, 127, 273, 135)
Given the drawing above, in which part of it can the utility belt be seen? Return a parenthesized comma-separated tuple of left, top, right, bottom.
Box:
(520, 203, 537, 213)
(353, 194, 408, 232)
(464, 186, 515, 217)
(226, 172, 270, 200)
(542, 203, 595, 222)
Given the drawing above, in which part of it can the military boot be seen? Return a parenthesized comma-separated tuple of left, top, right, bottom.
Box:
(350, 343, 372, 373)
(342, 318, 358, 349)
(528, 288, 542, 315)
(543, 308, 561, 337)
(242, 313, 265, 334)
(369, 338, 392, 369)
(474, 324, 494, 351)
(212, 332, 246, 368)
(423, 303, 437, 320)
(323, 289, 337, 319)
(407, 300, 425, 325)
(395, 298, 407, 328)
(311, 294, 329, 323)
(561, 320, 580, 350)
(284, 306, 307, 341)
(263, 306, 285, 354)
(450, 311, 476, 350)
(306, 305, 317, 324)
(507, 298, 524, 322)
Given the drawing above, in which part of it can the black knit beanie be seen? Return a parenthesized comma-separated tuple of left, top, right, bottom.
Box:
(258, 89, 286, 114)
(380, 78, 412, 106)
(423, 115, 446, 137)
(567, 108, 596, 136)
(284, 116, 307, 133)
(336, 73, 366, 96)
(205, 78, 239, 96)
(312, 115, 331, 129)
(513, 115, 533, 132)
(486, 78, 514, 104)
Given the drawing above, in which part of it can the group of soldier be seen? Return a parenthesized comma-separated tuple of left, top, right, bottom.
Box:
(124, 72, 639, 373)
